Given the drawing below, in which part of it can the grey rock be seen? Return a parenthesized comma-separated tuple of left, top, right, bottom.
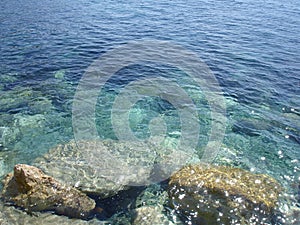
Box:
(34, 140, 155, 197)
(133, 184, 184, 225)
(0, 201, 101, 225)
(132, 206, 175, 225)
(34, 138, 199, 197)
(0, 126, 20, 148)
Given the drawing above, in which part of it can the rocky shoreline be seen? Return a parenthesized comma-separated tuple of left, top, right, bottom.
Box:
(0, 140, 299, 224)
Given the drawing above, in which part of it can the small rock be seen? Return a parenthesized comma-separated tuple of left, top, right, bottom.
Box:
(132, 206, 175, 225)
(0, 126, 20, 148)
(1, 164, 95, 219)
(54, 69, 65, 79)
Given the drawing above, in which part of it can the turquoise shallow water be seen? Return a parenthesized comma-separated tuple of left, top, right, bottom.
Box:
(0, 0, 300, 223)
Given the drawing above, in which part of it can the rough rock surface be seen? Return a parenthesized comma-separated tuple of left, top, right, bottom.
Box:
(132, 183, 184, 225)
(0, 202, 101, 225)
(34, 140, 156, 197)
(168, 164, 282, 224)
(1, 164, 95, 219)
(34, 138, 198, 197)
(132, 206, 175, 225)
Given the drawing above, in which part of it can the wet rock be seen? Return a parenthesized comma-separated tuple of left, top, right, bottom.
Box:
(0, 201, 101, 225)
(54, 69, 66, 79)
(34, 139, 197, 198)
(0, 113, 14, 126)
(0, 73, 18, 91)
(147, 136, 200, 183)
(28, 97, 54, 114)
(34, 140, 155, 197)
(0, 114, 46, 149)
(168, 164, 282, 224)
(132, 206, 175, 225)
(135, 183, 168, 208)
(13, 114, 46, 129)
(39, 77, 75, 112)
(1, 164, 95, 219)
(0, 113, 53, 150)
(0, 87, 34, 113)
(0, 126, 20, 148)
(133, 184, 183, 225)
(0, 86, 53, 114)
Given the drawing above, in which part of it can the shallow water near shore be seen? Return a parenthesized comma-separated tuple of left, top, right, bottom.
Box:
(0, 0, 300, 224)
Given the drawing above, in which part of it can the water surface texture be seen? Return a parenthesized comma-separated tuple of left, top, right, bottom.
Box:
(0, 0, 299, 224)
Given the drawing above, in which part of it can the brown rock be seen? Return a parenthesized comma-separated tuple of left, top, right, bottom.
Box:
(1, 164, 95, 219)
(168, 164, 282, 224)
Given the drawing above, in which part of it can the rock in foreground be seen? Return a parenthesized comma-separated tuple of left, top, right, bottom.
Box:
(1, 164, 95, 219)
(168, 164, 282, 224)
(34, 139, 197, 198)
(34, 140, 157, 197)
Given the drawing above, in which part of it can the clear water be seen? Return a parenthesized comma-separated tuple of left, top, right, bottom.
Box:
(0, 0, 299, 223)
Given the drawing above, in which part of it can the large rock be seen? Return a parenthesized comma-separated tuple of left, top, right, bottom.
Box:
(1, 164, 95, 219)
(0, 201, 101, 225)
(168, 164, 282, 224)
(34, 140, 156, 197)
(34, 139, 198, 197)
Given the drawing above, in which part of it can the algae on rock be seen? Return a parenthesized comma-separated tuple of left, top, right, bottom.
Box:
(168, 164, 282, 224)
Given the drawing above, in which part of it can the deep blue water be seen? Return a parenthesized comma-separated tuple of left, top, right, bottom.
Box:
(0, 0, 300, 223)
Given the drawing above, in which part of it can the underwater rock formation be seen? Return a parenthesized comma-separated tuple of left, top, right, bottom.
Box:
(0, 126, 20, 148)
(0, 189, 133, 225)
(0, 201, 102, 225)
(132, 206, 175, 225)
(132, 183, 178, 225)
(1, 164, 95, 219)
(34, 140, 156, 197)
(168, 164, 282, 224)
(0, 86, 53, 114)
(34, 139, 198, 197)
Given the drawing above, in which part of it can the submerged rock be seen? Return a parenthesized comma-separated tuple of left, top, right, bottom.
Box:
(0, 73, 18, 91)
(14, 114, 46, 129)
(34, 140, 155, 197)
(54, 69, 66, 79)
(168, 164, 282, 224)
(0, 86, 53, 114)
(132, 206, 175, 225)
(34, 139, 198, 197)
(0, 126, 20, 148)
(0, 114, 46, 149)
(1, 164, 95, 219)
(133, 184, 183, 225)
(0, 201, 101, 225)
(232, 118, 272, 137)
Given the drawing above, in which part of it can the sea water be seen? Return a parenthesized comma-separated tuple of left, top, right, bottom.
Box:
(0, 0, 299, 223)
